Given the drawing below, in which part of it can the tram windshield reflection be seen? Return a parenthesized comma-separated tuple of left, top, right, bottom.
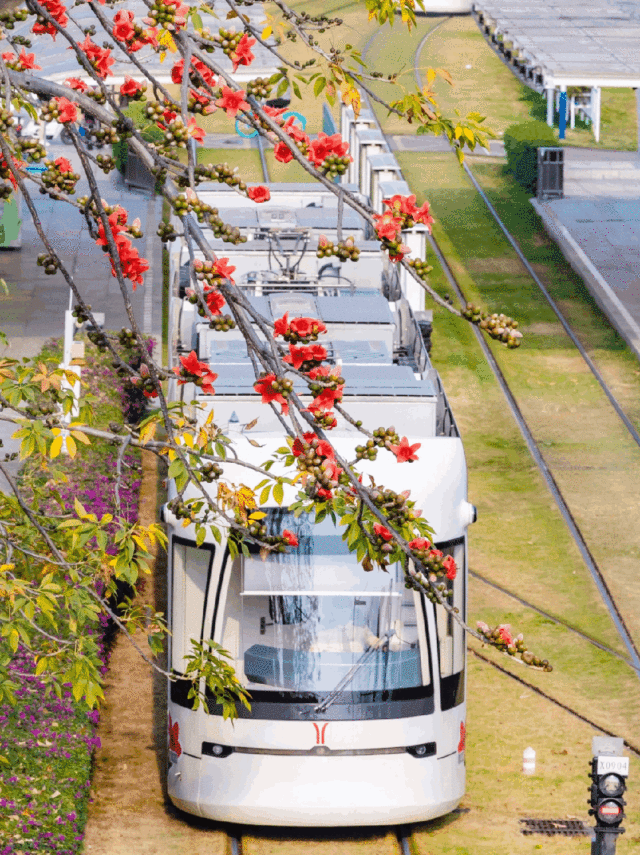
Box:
(238, 511, 427, 694)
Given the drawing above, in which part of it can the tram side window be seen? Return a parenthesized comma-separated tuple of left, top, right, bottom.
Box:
(171, 538, 213, 673)
(434, 540, 465, 710)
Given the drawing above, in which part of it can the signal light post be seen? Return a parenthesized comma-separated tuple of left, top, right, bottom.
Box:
(589, 737, 629, 855)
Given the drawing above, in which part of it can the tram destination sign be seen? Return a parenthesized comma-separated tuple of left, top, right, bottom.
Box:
(596, 755, 629, 777)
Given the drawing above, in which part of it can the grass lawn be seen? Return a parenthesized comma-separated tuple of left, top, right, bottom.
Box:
(387, 150, 640, 850)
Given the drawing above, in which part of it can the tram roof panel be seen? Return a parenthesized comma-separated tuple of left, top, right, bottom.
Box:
(475, 0, 640, 85)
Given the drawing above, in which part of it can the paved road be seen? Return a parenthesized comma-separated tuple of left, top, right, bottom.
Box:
(0, 140, 163, 489)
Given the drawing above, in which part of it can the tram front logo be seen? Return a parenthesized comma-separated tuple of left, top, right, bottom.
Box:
(313, 722, 328, 745)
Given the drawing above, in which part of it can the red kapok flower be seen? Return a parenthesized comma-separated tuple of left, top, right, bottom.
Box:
(247, 185, 270, 203)
(215, 86, 249, 118)
(230, 33, 256, 72)
(388, 436, 421, 463)
(282, 529, 298, 547)
(120, 76, 145, 98)
(308, 132, 350, 167)
(274, 141, 294, 164)
(373, 523, 393, 542)
(443, 554, 457, 580)
(289, 316, 327, 339)
(204, 289, 225, 315)
(65, 77, 87, 92)
(212, 257, 236, 283)
(292, 437, 305, 457)
(414, 200, 434, 230)
(498, 624, 513, 646)
(316, 488, 333, 501)
(373, 211, 403, 242)
(112, 9, 135, 42)
(284, 343, 327, 371)
(187, 118, 206, 143)
(273, 313, 289, 338)
(173, 351, 217, 394)
(408, 537, 431, 551)
(53, 156, 73, 173)
(254, 373, 289, 415)
(55, 97, 78, 124)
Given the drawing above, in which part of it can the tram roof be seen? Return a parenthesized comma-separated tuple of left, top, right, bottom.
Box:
(473, 0, 640, 87)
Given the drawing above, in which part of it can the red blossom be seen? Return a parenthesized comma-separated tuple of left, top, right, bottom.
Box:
(53, 157, 72, 173)
(230, 33, 256, 72)
(112, 9, 135, 42)
(95, 207, 149, 289)
(212, 257, 235, 283)
(273, 141, 294, 163)
(414, 200, 434, 230)
(187, 118, 206, 143)
(308, 132, 350, 167)
(373, 212, 403, 242)
(55, 97, 78, 124)
(32, 0, 68, 37)
(254, 374, 289, 415)
(316, 488, 333, 501)
(204, 288, 225, 315)
(282, 530, 299, 547)
(215, 87, 249, 118)
(443, 554, 457, 580)
(321, 457, 342, 482)
(120, 76, 145, 98)
(273, 313, 289, 338)
(388, 243, 412, 263)
(77, 35, 114, 78)
(498, 625, 513, 646)
(173, 351, 217, 394)
(247, 185, 270, 203)
(388, 436, 421, 463)
(64, 77, 87, 92)
(4, 49, 41, 70)
(292, 437, 305, 457)
(289, 316, 327, 339)
(408, 537, 431, 551)
(284, 343, 327, 371)
(373, 523, 393, 541)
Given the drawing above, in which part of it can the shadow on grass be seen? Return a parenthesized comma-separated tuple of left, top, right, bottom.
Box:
(517, 86, 548, 123)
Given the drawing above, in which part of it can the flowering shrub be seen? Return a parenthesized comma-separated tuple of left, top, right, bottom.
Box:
(0, 337, 145, 854)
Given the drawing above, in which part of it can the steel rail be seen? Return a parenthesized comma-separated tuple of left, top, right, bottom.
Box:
(460, 159, 640, 450)
(470, 647, 640, 757)
(470, 568, 640, 675)
(425, 229, 640, 678)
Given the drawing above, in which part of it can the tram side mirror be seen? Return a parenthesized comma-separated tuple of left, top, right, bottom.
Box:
(260, 616, 273, 636)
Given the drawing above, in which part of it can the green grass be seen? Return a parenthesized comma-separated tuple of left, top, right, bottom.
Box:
(196, 147, 264, 183)
(388, 150, 640, 850)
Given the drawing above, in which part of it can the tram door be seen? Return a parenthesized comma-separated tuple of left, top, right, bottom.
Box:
(170, 537, 215, 756)
(434, 538, 466, 758)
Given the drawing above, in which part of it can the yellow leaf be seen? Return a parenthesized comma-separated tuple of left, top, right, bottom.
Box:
(463, 127, 475, 143)
(139, 421, 157, 445)
(157, 30, 177, 52)
(454, 126, 462, 140)
(249, 511, 267, 520)
(426, 67, 437, 85)
(183, 432, 194, 449)
(66, 435, 77, 458)
(70, 430, 90, 445)
(49, 435, 63, 460)
(262, 25, 272, 39)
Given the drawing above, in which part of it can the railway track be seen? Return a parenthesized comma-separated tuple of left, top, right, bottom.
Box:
(225, 826, 414, 855)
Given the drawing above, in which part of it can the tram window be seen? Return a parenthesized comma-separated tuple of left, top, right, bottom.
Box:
(434, 540, 465, 709)
(171, 538, 213, 673)
(235, 510, 432, 694)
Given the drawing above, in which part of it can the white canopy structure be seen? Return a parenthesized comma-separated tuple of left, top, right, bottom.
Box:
(472, 0, 640, 141)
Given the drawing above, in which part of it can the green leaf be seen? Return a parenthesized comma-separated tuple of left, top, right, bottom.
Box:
(291, 80, 302, 100)
(273, 482, 284, 505)
(190, 9, 203, 29)
(276, 78, 289, 98)
(195, 525, 206, 547)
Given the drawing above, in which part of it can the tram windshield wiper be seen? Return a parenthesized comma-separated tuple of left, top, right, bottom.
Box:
(314, 630, 394, 714)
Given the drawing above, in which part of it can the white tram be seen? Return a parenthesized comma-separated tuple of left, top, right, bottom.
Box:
(164, 185, 476, 826)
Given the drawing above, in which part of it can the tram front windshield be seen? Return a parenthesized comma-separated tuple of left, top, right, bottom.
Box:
(238, 511, 426, 694)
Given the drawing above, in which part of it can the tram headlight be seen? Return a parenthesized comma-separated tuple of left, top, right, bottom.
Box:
(202, 742, 234, 758)
(406, 742, 436, 758)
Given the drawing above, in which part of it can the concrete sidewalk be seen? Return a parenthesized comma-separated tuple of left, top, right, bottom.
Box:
(0, 142, 164, 490)
(532, 146, 640, 362)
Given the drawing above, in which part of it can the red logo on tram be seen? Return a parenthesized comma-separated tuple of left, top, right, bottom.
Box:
(458, 721, 466, 753)
(313, 723, 328, 745)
